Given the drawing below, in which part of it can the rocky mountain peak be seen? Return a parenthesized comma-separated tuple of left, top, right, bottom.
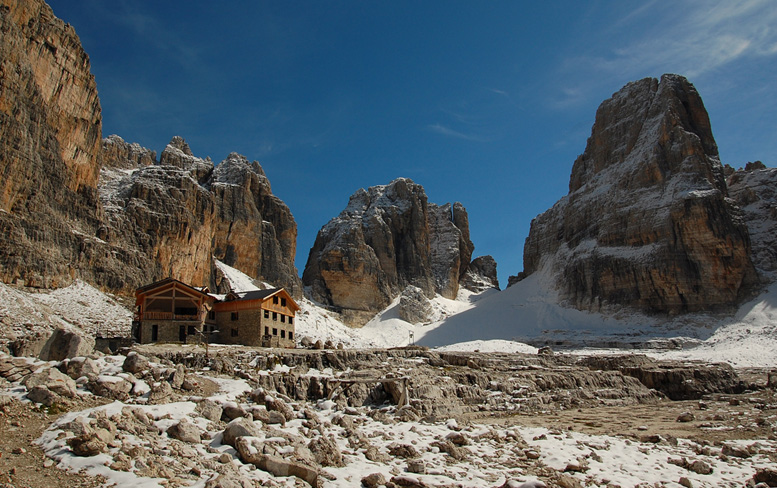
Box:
(569, 74, 724, 195)
(303, 177, 497, 326)
(520, 74, 757, 314)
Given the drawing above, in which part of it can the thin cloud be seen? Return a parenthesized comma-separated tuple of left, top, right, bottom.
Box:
(552, 0, 777, 108)
(427, 123, 491, 142)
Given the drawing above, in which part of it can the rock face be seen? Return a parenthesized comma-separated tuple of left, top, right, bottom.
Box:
(519, 75, 758, 314)
(461, 255, 499, 292)
(302, 178, 497, 325)
(99, 136, 302, 295)
(727, 165, 777, 276)
(0, 1, 302, 296)
(0, 0, 104, 288)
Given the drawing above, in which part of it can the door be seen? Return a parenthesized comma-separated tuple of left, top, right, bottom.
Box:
(179, 325, 186, 342)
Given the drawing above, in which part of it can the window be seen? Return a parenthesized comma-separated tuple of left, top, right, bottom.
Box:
(289, 317, 293, 325)
(273, 296, 279, 305)
(151, 324, 158, 342)
(264, 326, 269, 335)
(231, 328, 238, 337)
(272, 328, 277, 336)
(289, 331, 293, 340)
(280, 315, 286, 323)
(272, 312, 277, 321)
(231, 312, 238, 321)
(264, 310, 269, 319)
(281, 330, 285, 339)
(281, 298, 287, 307)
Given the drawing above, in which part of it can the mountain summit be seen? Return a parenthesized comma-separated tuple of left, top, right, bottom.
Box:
(303, 178, 498, 325)
(518, 74, 758, 314)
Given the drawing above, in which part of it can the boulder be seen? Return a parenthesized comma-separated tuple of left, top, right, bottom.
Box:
(234, 437, 319, 486)
(88, 375, 133, 401)
(67, 432, 107, 457)
(123, 352, 150, 374)
(265, 396, 295, 421)
(24, 367, 77, 398)
(362, 473, 387, 488)
(167, 419, 202, 444)
(148, 381, 173, 402)
(39, 328, 94, 361)
(222, 402, 249, 421)
(222, 418, 262, 448)
(307, 435, 345, 467)
(60, 357, 100, 380)
(197, 399, 224, 422)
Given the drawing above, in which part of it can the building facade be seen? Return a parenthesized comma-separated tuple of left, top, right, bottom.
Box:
(213, 288, 299, 348)
(133, 278, 216, 344)
(133, 279, 298, 348)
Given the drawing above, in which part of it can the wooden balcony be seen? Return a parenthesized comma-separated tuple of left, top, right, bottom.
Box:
(136, 311, 205, 322)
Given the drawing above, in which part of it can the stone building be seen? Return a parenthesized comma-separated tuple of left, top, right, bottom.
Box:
(213, 288, 299, 348)
(133, 279, 298, 348)
(133, 278, 216, 344)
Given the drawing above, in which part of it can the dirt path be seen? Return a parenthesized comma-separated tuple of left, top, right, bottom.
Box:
(0, 395, 108, 488)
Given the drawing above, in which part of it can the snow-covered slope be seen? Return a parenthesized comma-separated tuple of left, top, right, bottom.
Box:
(0, 280, 132, 348)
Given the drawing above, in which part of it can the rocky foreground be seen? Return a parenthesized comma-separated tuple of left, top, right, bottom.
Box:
(0, 346, 775, 488)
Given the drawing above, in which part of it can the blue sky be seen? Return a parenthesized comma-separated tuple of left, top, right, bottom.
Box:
(48, 1, 777, 286)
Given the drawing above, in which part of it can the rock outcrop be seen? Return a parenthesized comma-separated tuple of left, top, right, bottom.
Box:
(518, 75, 758, 314)
(0, 1, 302, 296)
(302, 178, 497, 325)
(0, 0, 104, 288)
(727, 165, 777, 276)
(99, 137, 302, 295)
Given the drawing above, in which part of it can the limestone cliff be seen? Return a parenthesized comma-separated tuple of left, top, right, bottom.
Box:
(0, 0, 104, 287)
(0, 0, 302, 295)
(99, 137, 302, 296)
(727, 165, 777, 277)
(518, 74, 758, 314)
(303, 178, 497, 325)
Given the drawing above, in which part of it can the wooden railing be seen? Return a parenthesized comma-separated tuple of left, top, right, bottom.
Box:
(136, 312, 204, 321)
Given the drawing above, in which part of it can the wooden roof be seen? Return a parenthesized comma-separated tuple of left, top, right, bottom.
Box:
(135, 278, 211, 298)
(223, 288, 300, 311)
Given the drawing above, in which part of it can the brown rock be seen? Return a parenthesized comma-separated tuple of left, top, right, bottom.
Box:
(303, 178, 489, 325)
(519, 74, 757, 314)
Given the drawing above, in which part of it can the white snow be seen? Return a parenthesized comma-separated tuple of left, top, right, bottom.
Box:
(207, 260, 777, 367)
(214, 259, 262, 293)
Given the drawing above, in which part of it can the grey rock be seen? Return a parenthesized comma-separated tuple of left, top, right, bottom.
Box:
(167, 419, 202, 444)
(520, 74, 757, 315)
(197, 399, 223, 422)
(398, 285, 434, 324)
(303, 178, 484, 325)
(122, 352, 150, 374)
(24, 367, 77, 398)
(39, 328, 94, 361)
(308, 435, 345, 467)
(461, 255, 499, 292)
(222, 418, 262, 448)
